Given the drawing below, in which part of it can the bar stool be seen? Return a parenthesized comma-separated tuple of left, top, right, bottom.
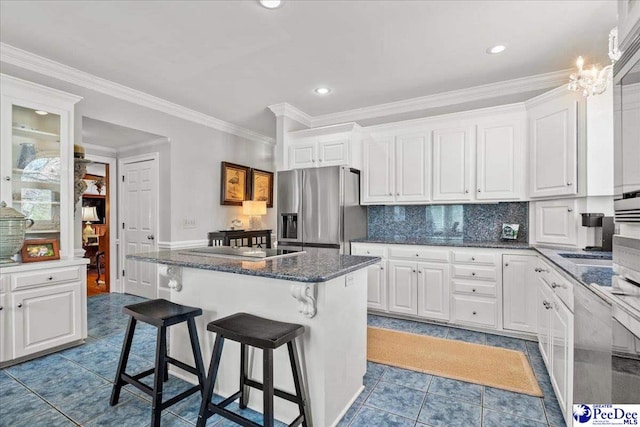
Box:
(196, 313, 309, 427)
(110, 299, 206, 427)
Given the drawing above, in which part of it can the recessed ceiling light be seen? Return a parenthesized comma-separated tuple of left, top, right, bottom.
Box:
(314, 87, 331, 95)
(486, 45, 506, 54)
(34, 110, 48, 115)
(259, 0, 282, 9)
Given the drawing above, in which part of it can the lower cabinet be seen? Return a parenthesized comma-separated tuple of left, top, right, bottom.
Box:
(417, 263, 449, 321)
(503, 254, 538, 333)
(366, 261, 387, 311)
(388, 260, 418, 315)
(0, 290, 6, 363)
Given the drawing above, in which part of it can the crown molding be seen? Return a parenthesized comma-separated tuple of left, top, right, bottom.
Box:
(267, 102, 312, 127)
(82, 142, 118, 155)
(117, 137, 170, 155)
(1, 43, 274, 145)
(307, 69, 571, 127)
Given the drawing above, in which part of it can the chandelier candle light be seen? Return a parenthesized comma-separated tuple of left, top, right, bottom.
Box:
(568, 28, 622, 97)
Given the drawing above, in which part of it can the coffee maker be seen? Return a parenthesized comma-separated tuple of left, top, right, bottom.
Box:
(581, 213, 614, 252)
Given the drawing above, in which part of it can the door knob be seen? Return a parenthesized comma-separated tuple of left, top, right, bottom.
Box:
(147, 235, 155, 240)
(472, 311, 477, 315)
(17, 303, 22, 308)
(465, 189, 469, 194)
(0, 306, 3, 311)
(567, 182, 572, 186)
(477, 189, 481, 193)
(504, 263, 509, 267)
(418, 270, 422, 274)
(3, 176, 10, 181)
(471, 272, 476, 276)
(567, 209, 573, 212)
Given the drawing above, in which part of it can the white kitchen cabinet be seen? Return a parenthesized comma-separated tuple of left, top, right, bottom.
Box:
(289, 140, 317, 169)
(0, 278, 6, 363)
(362, 136, 395, 203)
(533, 199, 578, 246)
(432, 125, 473, 201)
(527, 89, 581, 198)
(366, 261, 388, 311)
(395, 134, 431, 202)
(537, 277, 553, 365)
(387, 260, 418, 315)
(502, 254, 538, 333)
(476, 119, 524, 200)
(618, 1, 640, 50)
(317, 138, 349, 167)
(11, 281, 82, 358)
(286, 123, 361, 170)
(417, 262, 449, 321)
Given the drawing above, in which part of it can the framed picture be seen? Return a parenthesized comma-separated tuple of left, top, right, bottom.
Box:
(250, 168, 274, 208)
(21, 239, 60, 263)
(501, 223, 520, 240)
(82, 173, 107, 196)
(221, 162, 250, 206)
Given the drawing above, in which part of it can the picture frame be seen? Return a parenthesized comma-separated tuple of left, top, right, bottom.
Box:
(250, 168, 274, 208)
(501, 223, 520, 240)
(21, 238, 60, 263)
(83, 173, 107, 196)
(220, 162, 250, 206)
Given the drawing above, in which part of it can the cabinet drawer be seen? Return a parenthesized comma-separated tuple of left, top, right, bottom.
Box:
(452, 295, 497, 328)
(452, 279, 497, 297)
(536, 260, 573, 311)
(388, 246, 449, 262)
(451, 251, 496, 266)
(452, 265, 497, 281)
(12, 267, 81, 291)
(351, 244, 387, 257)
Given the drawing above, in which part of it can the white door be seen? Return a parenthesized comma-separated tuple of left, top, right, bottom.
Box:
(432, 126, 472, 201)
(122, 158, 158, 298)
(416, 262, 449, 321)
(362, 136, 394, 203)
(387, 260, 417, 315)
(289, 141, 317, 169)
(502, 255, 538, 333)
(366, 261, 387, 311)
(476, 120, 523, 200)
(534, 199, 578, 246)
(318, 138, 348, 167)
(529, 92, 579, 198)
(395, 134, 430, 202)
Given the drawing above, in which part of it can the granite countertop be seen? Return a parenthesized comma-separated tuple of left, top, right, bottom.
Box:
(532, 246, 614, 288)
(352, 237, 531, 250)
(128, 250, 380, 283)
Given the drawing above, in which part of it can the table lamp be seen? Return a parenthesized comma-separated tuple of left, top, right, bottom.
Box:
(82, 206, 99, 243)
(242, 200, 267, 230)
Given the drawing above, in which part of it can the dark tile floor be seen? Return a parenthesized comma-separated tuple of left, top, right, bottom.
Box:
(0, 294, 566, 426)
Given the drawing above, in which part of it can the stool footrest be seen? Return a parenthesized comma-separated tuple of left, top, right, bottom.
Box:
(121, 373, 153, 396)
(160, 385, 201, 410)
(165, 356, 200, 377)
(218, 391, 242, 408)
(205, 402, 262, 427)
(245, 379, 301, 405)
(288, 414, 304, 427)
(132, 368, 156, 381)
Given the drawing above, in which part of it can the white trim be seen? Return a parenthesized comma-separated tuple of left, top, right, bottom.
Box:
(82, 142, 117, 155)
(267, 102, 313, 127)
(157, 240, 208, 250)
(0, 73, 82, 107)
(1, 43, 274, 146)
(524, 84, 572, 109)
(85, 153, 118, 294)
(117, 137, 169, 155)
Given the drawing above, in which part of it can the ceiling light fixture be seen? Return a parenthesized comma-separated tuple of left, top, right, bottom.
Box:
(486, 45, 506, 54)
(259, 0, 282, 9)
(34, 110, 48, 115)
(568, 28, 622, 97)
(314, 87, 331, 95)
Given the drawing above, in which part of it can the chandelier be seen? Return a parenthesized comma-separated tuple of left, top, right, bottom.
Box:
(568, 28, 622, 96)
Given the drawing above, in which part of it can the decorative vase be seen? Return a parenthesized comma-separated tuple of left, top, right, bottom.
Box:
(0, 201, 34, 266)
(17, 143, 36, 169)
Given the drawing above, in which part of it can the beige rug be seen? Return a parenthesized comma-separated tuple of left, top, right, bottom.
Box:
(367, 327, 543, 397)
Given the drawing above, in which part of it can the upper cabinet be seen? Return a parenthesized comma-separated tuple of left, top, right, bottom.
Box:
(618, 0, 640, 50)
(527, 89, 581, 199)
(432, 125, 472, 201)
(285, 123, 361, 170)
(0, 75, 82, 258)
(362, 136, 395, 203)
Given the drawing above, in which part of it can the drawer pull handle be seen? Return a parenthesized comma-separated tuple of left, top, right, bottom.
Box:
(472, 311, 477, 315)
(0, 306, 3, 311)
(543, 301, 552, 310)
(366, 251, 370, 254)
(3, 176, 10, 181)
(416, 254, 419, 257)
(418, 270, 422, 274)
(388, 193, 392, 196)
(17, 303, 22, 308)
(380, 266, 384, 271)
(471, 257, 475, 261)
(551, 282, 560, 289)
(412, 269, 416, 273)
(471, 272, 476, 276)
(504, 263, 509, 267)
(48, 276, 53, 281)
(472, 288, 476, 292)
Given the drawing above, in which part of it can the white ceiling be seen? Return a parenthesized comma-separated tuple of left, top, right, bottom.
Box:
(82, 117, 164, 149)
(0, 1, 617, 138)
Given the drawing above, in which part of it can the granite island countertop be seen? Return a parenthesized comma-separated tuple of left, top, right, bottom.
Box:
(532, 246, 614, 288)
(351, 237, 531, 250)
(128, 249, 381, 283)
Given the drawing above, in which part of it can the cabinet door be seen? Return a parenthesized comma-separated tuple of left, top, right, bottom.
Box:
(318, 138, 348, 167)
(395, 134, 430, 202)
(503, 255, 537, 333)
(551, 297, 573, 421)
(417, 262, 449, 321)
(12, 282, 82, 358)
(289, 141, 317, 169)
(537, 278, 553, 366)
(362, 136, 394, 203)
(529, 92, 579, 198)
(534, 199, 578, 246)
(387, 260, 417, 315)
(432, 126, 472, 201)
(476, 120, 523, 200)
(367, 261, 388, 311)
(0, 293, 6, 362)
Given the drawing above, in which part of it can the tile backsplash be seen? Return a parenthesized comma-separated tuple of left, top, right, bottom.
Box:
(367, 202, 528, 242)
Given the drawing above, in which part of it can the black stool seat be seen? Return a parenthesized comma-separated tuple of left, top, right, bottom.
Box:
(197, 313, 309, 427)
(207, 313, 304, 349)
(124, 299, 203, 327)
(111, 298, 206, 427)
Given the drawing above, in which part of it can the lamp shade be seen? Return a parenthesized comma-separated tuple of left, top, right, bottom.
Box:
(242, 200, 267, 216)
(82, 206, 99, 222)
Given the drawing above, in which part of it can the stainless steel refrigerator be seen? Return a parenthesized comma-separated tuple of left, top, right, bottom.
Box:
(277, 166, 367, 254)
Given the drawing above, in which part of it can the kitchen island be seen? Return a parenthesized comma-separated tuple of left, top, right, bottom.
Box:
(128, 249, 380, 427)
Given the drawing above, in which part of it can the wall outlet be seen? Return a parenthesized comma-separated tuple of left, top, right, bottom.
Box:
(183, 217, 196, 229)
